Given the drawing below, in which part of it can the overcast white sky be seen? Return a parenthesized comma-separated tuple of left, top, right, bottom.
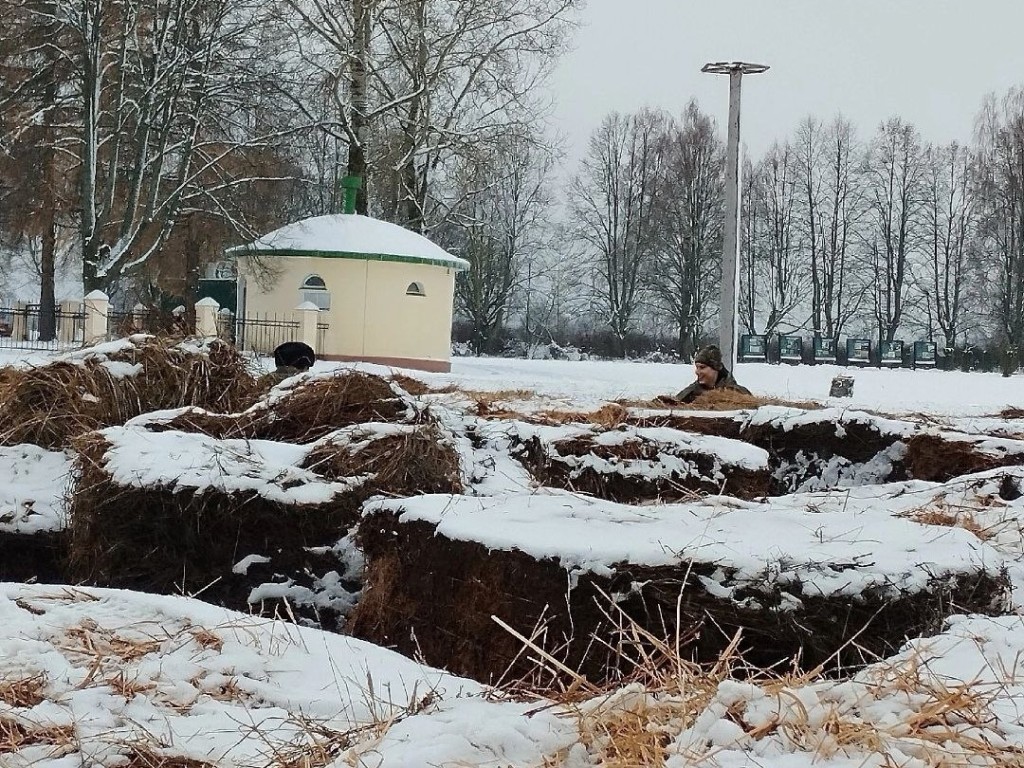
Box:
(549, 0, 1024, 163)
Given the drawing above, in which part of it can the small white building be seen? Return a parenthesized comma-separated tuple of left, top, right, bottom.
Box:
(230, 214, 468, 372)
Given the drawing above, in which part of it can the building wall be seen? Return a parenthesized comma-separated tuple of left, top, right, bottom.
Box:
(363, 260, 456, 363)
(236, 254, 455, 368)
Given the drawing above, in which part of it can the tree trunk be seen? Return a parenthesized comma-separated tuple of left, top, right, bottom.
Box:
(347, 0, 371, 214)
(38, 76, 58, 341)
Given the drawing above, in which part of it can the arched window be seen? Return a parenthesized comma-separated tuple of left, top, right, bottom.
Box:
(300, 274, 331, 310)
(406, 281, 426, 297)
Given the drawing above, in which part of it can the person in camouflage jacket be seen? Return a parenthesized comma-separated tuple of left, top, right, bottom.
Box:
(672, 344, 751, 403)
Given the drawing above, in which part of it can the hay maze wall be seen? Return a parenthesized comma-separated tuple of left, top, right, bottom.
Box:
(352, 508, 1008, 684)
(349, 406, 1024, 686)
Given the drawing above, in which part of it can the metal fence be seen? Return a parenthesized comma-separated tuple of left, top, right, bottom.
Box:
(234, 313, 301, 355)
(229, 313, 329, 357)
(0, 304, 86, 351)
(107, 308, 194, 338)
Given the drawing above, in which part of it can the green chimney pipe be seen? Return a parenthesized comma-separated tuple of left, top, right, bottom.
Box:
(341, 175, 362, 214)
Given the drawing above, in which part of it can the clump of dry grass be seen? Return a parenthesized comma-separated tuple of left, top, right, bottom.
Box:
(0, 675, 46, 707)
(121, 745, 214, 768)
(0, 716, 75, 755)
(250, 371, 408, 443)
(0, 337, 261, 449)
(899, 502, 996, 541)
(494, 601, 1024, 768)
(536, 403, 630, 428)
(688, 388, 821, 411)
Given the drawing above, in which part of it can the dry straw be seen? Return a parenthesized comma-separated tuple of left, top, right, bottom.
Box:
(0, 337, 261, 450)
(155, 370, 410, 444)
(303, 423, 463, 497)
(495, 598, 1024, 768)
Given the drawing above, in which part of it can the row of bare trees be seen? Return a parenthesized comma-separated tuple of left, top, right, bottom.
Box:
(520, 88, 1024, 360)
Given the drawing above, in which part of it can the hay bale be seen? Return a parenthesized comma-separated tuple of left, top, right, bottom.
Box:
(242, 371, 410, 444)
(128, 371, 415, 446)
(351, 492, 1008, 685)
(0, 337, 260, 449)
(510, 423, 771, 502)
(67, 429, 368, 626)
(303, 423, 463, 496)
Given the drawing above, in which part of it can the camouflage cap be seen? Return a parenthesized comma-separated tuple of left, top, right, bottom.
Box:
(694, 345, 723, 370)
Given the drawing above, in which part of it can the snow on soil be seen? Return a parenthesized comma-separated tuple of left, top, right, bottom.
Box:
(365, 478, 1007, 600)
(4, 584, 1024, 767)
(0, 585, 481, 768)
(97, 427, 368, 504)
(0, 445, 73, 534)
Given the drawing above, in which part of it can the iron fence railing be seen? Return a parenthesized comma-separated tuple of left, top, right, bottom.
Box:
(0, 304, 86, 351)
(234, 313, 301, 355)
(107, 308, 193, 338)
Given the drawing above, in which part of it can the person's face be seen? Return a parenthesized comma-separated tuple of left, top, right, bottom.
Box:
(694, 362, 717, 387)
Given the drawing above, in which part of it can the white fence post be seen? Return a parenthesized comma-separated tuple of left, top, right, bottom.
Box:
(295, 301, 319, 353)
(132, 303, 147, 333)
(12, 301, 27, 341)
(58, 300, 79, 344)
(195, 297, 220, 338)
(83, 290, 109, 344)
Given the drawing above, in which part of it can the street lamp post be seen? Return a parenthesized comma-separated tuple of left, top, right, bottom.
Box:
(701, 61, 768, 372)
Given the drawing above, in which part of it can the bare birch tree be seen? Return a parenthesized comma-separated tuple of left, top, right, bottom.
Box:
(571, 110, 668, 357)
(443, 134, 553, 353)
(652, 101, 723, 359)
(793, 115, 866, 343)
(922, 141, 977, 348)
(975, 88, 1024, 361)
(865, 117, 926, 342)
(744, 141, 807, 336)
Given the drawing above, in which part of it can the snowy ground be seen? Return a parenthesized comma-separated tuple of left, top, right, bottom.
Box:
(2, 346, 1020, 417)
(5, 346, 1024, 766)
(431, 358, 1024, 417)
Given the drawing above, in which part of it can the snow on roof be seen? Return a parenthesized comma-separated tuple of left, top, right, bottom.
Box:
(366, 483, 1005, 599)
(97, 427, 367, 504)
(228, 213, 470, 270)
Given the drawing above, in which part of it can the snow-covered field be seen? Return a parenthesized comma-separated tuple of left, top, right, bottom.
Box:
(5, 346, 1024, 767)
(1, 346, 1020, 417)
(430, 358, 1024, 417)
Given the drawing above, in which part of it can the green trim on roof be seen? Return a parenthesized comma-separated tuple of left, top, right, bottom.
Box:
(234, 247, 469, 271)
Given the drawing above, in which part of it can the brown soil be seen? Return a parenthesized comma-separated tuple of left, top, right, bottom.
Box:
(0, 531, 67, 583)
(905, 433, 1021, 482)
(67, 434, 364, 624)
